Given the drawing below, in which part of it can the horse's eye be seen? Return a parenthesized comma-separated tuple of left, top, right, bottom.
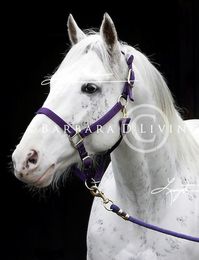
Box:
(81, 83, 98, 94)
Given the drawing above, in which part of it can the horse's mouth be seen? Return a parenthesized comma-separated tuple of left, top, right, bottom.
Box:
(32, 164, 55, 187)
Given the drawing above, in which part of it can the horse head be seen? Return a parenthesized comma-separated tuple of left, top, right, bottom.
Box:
(12, 14, 130, 187)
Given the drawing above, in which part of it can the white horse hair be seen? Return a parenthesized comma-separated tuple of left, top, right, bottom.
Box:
(12, 13, 199, 259)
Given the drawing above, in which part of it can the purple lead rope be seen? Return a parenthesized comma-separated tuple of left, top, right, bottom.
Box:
(110, 204, 199, 243)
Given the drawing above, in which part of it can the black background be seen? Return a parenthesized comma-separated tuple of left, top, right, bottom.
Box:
(2, 1, 199, 260)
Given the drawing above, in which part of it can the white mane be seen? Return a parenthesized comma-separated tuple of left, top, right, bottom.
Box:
(123, 44, 199, 176)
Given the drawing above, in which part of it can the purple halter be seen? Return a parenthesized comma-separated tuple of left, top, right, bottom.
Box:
(36, 54, 134, 183)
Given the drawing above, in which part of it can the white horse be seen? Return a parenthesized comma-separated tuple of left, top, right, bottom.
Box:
(12, 13, 199, 259)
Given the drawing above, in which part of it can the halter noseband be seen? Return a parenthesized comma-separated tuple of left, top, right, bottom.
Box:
(36, 53, 135, 183)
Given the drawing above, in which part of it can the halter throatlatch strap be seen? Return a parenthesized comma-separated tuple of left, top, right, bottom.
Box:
(36, 53, 135, 182)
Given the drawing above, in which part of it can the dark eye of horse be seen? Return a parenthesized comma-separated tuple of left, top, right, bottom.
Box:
(81, 83, 99, 94)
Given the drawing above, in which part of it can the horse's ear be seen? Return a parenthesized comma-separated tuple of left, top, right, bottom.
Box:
(100, 13, 120, 57)
(67, 14, 86, 45)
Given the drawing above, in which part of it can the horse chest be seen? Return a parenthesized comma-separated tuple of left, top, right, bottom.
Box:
(87, 169, 199, 260)
(87, 198, 149, 259)
(87, 204, 199, 260)
(87, 174, 153, 259)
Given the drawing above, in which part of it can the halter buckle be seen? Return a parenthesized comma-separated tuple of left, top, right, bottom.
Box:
(82, 155, 91, 162)
(69, 132, 83, 148)
(127, 68, 134, 87)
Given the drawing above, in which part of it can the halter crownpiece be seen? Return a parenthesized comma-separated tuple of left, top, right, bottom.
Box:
(36, 53, 135, 183)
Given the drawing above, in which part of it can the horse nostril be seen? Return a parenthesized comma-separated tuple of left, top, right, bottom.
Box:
(28, 158, 37, 164)
(27, 150, 38, 167)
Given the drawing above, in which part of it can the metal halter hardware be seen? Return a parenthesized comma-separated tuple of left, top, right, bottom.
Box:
(69, 132, 84, 148)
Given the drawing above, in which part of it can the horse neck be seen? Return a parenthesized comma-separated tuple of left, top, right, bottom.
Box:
(109, 49, 199, 220)
(110, 104, 182, 221)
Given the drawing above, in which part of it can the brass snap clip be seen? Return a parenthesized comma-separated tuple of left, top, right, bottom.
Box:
(85, 181, 113, 211)
(118, 95, 128, 118)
